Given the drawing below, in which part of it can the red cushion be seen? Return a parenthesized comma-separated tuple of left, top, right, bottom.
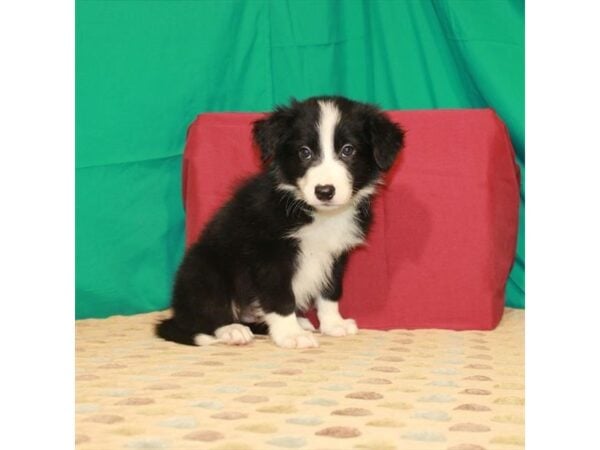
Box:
(182, 109, 520, 330)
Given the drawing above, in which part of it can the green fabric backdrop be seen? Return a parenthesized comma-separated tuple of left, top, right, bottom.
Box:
(76, 0, 524, 319)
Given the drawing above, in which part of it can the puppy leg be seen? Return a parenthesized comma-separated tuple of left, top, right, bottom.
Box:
(265, 312, 319, 349)
(317, 297, 358, 337)
(317, 253, 358, 337)
(253, 253, 319, 348)
(157, 245, 247, 346)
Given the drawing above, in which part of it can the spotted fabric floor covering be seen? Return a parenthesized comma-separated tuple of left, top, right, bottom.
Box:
(76, 308, 524, 450)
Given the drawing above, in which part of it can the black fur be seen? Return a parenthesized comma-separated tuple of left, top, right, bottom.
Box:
(156, 96, 404, 346)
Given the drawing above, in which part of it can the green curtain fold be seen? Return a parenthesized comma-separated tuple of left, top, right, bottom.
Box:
(76, 0, 524, 319)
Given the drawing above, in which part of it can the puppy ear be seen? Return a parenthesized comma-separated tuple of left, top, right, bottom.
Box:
(368, 111, 405, 171)
(252, 103, 296, 161)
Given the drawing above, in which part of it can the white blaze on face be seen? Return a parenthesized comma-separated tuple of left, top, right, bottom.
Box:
(297, 100, 353, 208)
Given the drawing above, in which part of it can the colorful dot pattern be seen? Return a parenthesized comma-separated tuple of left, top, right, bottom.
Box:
(76, 309, 524, 449)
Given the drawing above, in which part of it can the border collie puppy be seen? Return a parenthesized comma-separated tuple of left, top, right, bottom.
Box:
(156, 96, 404, 348)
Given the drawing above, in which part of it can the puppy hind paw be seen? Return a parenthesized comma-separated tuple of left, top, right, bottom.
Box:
(273, 331, 319, 349)
(215, 324, 254, 345)
(193, 334, 218, 346)
(320, 318, 358, 337)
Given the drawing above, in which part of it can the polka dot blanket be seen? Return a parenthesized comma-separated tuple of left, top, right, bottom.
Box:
(76, 308, 524, 449)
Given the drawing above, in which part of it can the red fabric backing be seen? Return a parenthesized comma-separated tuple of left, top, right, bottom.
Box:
(182, 109, 520, 330)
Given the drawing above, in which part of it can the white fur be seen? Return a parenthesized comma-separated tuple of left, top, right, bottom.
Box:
(231, 300, 240, 321)
(193, 334, 218, 346)
(265, 312, 319, 348)
(290, 205, 364, 311)
(353, 183, 378, 204)
(276, 183, 297, 193)
(214, 323, 254, 345)
(317, 296, 358, 336)
(297, 101, 353, 208)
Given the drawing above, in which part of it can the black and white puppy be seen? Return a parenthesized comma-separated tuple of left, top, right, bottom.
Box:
(156, 96, 404, 348)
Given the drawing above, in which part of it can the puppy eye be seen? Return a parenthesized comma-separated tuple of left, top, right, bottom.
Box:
(340, 144, 355, 158)
(299, 146, 313, 161)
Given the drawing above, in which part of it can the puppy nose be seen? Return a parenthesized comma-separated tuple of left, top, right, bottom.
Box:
(315, 184, 335, 201)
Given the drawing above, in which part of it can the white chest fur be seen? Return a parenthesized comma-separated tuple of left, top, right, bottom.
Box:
(290, 206, 364, 311)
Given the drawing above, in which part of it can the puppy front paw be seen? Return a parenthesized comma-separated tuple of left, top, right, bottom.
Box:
(271, 330, 319, 349)
(320, 318, 358, 337)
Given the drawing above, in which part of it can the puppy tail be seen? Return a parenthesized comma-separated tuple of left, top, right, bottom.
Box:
(155, 318, 201, 346)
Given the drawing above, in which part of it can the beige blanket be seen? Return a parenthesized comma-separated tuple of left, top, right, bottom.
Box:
(76, 308, 524, 449)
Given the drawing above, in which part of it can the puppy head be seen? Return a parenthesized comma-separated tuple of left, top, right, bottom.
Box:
(253, 96, 404, 211)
